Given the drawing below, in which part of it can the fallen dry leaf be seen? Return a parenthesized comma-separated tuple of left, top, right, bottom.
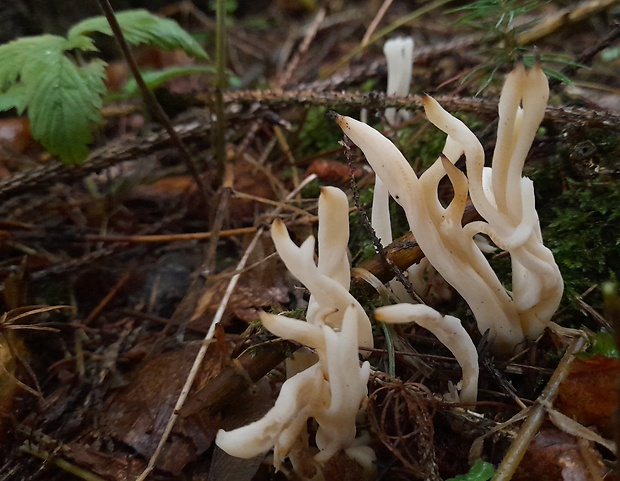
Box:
(512, 427, 609, 481)
(306, 159, 364, 181)
(102, 342, 227, 475)
(556, 354, 620, 438)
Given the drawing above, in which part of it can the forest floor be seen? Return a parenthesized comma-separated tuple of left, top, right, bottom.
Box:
(1, 1, 620, 480)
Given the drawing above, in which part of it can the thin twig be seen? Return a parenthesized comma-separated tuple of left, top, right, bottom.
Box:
(361, 0, 394, 47)
(135, 174, 317, 481)
(322, 0, 456, 77)
(95, 0, 211, 206)
(219, 89, 620, 131)
(20, 442, 107, 481)
(83, 271, 131, 326)
(203, 163, 234, 277)
(492, 335, 588, 481)
(515, 0, 620, 46)
(343, 139, 424, 304)
(84, 218, 319, 244)
(213, 0, 228, 184)
(549, 21, 620, 90)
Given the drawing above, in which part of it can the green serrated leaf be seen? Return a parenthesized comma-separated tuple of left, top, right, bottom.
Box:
(0, 35, 69, 90)
(0, 34, 105, 163)
(68, 9, 209, 60)
(0, 9, 209, 165)
(65, 34, 99, 52)
(0, 83, 30, 113)
(24, 52, 107, 164)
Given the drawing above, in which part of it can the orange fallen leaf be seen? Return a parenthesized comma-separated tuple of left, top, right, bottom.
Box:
(307, 159, 364, 181)
(556, 354, 620, 438)
(513, 428, 609, 481)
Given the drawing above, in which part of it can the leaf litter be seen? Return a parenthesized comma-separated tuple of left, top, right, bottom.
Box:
(0, 1, 620, 481)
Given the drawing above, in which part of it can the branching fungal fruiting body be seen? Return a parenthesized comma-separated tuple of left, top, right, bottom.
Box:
(215, 187, 375, 474)
(334, 64, 563, 355)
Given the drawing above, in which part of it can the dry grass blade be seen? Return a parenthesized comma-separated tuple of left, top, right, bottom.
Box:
(2, 305, 70, 327)
(361, 0, 394, 47)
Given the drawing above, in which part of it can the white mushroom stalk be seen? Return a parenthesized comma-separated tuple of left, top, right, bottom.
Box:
(372, 37, 414, 248)
(216, 305, 373, 470)
(384, 36, 414, 126)
(375, 303, 479, 404)
(332, 64, 563, 354)
(215, 187, 375, 473)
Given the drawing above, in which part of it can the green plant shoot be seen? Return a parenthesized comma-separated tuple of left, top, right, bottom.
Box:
(446, 460, 495, 481)
(0, 9, 209, 164)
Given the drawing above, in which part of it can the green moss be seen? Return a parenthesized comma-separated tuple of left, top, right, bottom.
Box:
(542, 181, 620, 295)
(296, 107, 347, 157)
(280, 308, 308, 319)
(348, 205, 377, 264)
(397, 120, 448, 171)
(446, 460, 494, 481)
(301, 178, 321, 199)
(360, 79, 379, 92)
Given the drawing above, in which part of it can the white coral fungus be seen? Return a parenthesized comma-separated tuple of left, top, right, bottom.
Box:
(375, 304, 479, 403)
(334, 63, 563, 355)
(215, 187, 375, 471)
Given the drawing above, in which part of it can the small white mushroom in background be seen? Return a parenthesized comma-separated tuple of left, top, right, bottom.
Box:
(373, 36, 417, 302)
(364, 36, 413, 246)
(383, 36, 414, 126)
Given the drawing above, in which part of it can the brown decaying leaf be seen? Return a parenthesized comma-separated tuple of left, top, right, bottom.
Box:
(306, 159, 364, 181)
(131, 157, 278, 223)
(102, 341, 229, 476)
(0, 118, 41, 178)
(512, 428, 610, 481)
(0, 332, 24, 437)
(189, 270, 289, 331)
(556, 355, 620, 438)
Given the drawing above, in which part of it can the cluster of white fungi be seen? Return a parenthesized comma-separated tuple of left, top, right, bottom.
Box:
(215, 37, 563, 479)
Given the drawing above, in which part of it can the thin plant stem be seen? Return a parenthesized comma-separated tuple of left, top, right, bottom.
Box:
(381, 322, 396, 377)
(214, 0, 228, 184)
(277, 7, 326, 88)
(95, 0, 211, 207)
(20, 442, 107, 481)
(361, 0, 394, 47)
